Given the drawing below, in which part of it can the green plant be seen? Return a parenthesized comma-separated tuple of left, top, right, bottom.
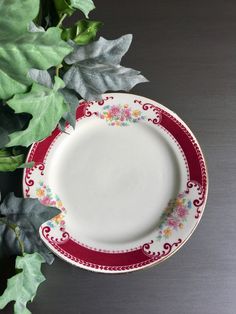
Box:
(0, 0, 147, 312)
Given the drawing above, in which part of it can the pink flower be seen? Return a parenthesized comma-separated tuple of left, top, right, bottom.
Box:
(41, 196, 51, 205)
(110, 105, 120, 117)
(124, 108, 131, 118)
(167, 217, 179, 228)
(176, 206, 188, 218)
(41, 196, 55, 206)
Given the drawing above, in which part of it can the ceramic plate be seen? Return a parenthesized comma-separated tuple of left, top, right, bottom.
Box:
(23, 93, 208, 273)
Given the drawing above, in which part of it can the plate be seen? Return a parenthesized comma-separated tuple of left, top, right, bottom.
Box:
(23, 93, 208, 273)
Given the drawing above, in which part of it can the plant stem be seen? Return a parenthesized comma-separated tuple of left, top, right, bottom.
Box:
(57, 13, 67, 28)
(0, 217, 25, 255)
(55, 64, 63, 77)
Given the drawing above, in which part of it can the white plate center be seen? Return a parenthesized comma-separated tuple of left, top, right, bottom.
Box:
(48, 118, 183, 249)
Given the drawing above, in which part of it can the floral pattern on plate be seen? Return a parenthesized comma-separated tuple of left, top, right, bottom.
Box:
(157, 193, 192, 241)
(36, 182, 66, 229)
(99, 104, 145, 126)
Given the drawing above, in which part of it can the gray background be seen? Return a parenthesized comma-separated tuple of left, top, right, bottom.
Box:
(1, 0, 236, 313)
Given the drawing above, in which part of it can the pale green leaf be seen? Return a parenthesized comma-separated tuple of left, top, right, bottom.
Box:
(28, 21, 44, 33)
(0, 0, 72, 100)
(53, 0, 95, 18)
(0, 253, 45, 314)
(63, 35, 148, 100)
(6, 77, 68, 147)
(70, 0, 95, 18)
(17, 161, 35, 169)
(26, 71, 80, 128)
(28, 69, 53, 88)
(0, 193, 60, 263)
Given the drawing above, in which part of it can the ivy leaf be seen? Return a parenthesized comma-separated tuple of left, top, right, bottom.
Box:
(0, 148, 25, 172)
(0, 102, 31, 148)
(6, 77, 68, 147)
(0, 193, 60, 264)
(63, 35, 148, 100)
(17, 161, 35, 169)
(70, 0, 95, 18)
(27, 70, 80, 128)
(61, 20, 102, 45)
(0, 0, 72, 100)
(0, 252, 45, 314)
(28, 21, 44, 33)
(53, 0, 95, 18)
(28, 69, 53, 88)
(53, 0, 75, 16)
(60, 88, 80, 128)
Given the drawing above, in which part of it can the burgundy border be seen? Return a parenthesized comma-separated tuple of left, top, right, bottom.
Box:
(24, 98, 207, 271)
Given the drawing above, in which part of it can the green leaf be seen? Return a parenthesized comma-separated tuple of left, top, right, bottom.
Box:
(28, 69, 53, 88)
(28, 21, 44, 32)
(0, 148, 25, 172)
(0, 253, 45, 314)
(53, 0, 95, 18)
(6, 77, 68, 147)
(60, 88, 80, 128)
(0, 193, 60, 264)
(70, 0, 95, 18)
(0, 102, 31, 148)
(17, 161, 35, 169)
(74, 20, 102, 45)
(26, 71, 80, 129)
(61, 20, 102, 45)
(63, 35, 148, 100)
(53, 0, 74, 16)
(0, 0, 72, 100)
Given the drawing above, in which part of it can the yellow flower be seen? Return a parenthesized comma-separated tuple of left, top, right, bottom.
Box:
(163, 227, 172, 237)
(124, 104, 129, 108)
(52, 214, 63, 224)
(56, 200, 63, 208)
(176, 198, 183, 206)
(179, 223, 184, 229)
(132, 109, 141, 118)
(36, 188, 45, 198)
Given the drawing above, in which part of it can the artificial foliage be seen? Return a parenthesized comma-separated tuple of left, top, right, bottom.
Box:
(0, 253, 45, 314)
(0, 0, 147, 312)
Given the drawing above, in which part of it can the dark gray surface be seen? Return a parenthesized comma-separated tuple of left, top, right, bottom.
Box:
(1, 0, 236, 313)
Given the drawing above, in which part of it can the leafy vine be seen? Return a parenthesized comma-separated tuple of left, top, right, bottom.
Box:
(0, 0, 148, 312)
